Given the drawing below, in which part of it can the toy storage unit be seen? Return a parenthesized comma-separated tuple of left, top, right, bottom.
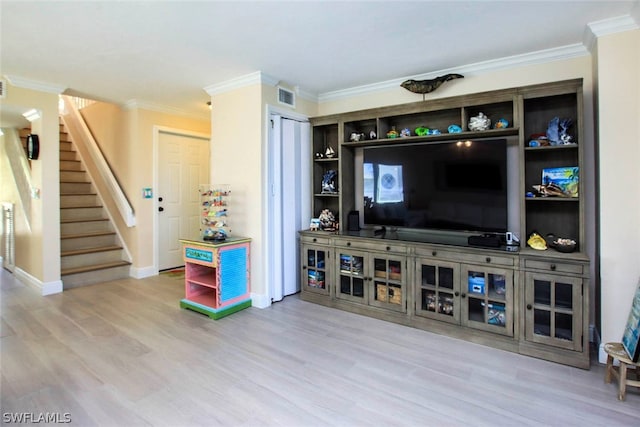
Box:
(179, 236, 251, 319)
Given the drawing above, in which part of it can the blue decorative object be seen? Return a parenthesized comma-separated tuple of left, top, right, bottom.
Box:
(400, 128, 411, 137)
(447, 124, 462, 133)
(427, 129, 441, 135)
(546, 116, 560, 145)
(494, 118, 509, 129)
(559, 118, 574, 144)
(321, 170, 337, 193)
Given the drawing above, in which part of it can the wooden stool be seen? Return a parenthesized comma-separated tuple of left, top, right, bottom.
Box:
(604, 342, 640, 401)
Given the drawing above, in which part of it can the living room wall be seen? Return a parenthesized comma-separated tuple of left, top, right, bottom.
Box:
(0, 83, 61, 293)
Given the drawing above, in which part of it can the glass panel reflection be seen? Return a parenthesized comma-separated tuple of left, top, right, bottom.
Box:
(534, 279, 551, 306)
(555, 282, 573, 309)
(534, 309, 551, 337)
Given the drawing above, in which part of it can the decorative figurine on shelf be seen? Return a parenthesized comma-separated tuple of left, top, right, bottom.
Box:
(369, 130, 377, 139)
(546, 116, 560, 145)
(427, 128, 441, 135)
(493, 118, 509, 129)
(309, 218, 320, 231)
(400, 128, 411, 137)
(318, 209, 336, 231)
(415, 126, 429, 136)
(321, 169, 337, 194)
(350, 132, 365, 142)
(386, 126, 399, 139)
(447, 124, 462, 133)
(559, 118, 574, 145)
(315, 152, 324, 159)
(400, 73, 464, 100)
(468, 112, 491, 131)
(325, 146, 336, 158)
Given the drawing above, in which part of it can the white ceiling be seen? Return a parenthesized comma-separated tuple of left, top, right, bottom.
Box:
(1, 0, 639, 122)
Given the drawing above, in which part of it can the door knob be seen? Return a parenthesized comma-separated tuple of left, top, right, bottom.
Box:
(158, 197, 163, 202)
(159, 207, 164, 212)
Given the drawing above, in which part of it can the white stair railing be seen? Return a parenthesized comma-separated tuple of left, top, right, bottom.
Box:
(60, 96, 136, 227)
(1, 128, 32, 230)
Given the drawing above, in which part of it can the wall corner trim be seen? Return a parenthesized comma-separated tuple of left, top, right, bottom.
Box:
(204, 71, 279, 96)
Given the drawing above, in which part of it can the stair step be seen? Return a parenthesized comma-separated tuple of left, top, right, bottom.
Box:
(60, 141, 73, 151)
(60, 193, 99, 208)
(60, 159, 83, 171)
(61, 245, 125, 270)
(60, 150, 78, 161)
(60, 206, 105, 221)
(61, 261, 131, 289)
(60, 182, 92, 194)
(62, 260, 131, 276)
(61, 231, 117, 251)
(61, 170, 90, 182)
(62, 245, 123, 257)
(61, 218, 111, 234)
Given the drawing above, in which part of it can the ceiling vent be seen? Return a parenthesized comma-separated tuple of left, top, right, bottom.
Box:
(278, 86, 295, 107)
(0, 79, 6, 99)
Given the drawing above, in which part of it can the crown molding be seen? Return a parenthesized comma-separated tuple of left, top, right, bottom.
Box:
(318, 43, 588, 103)
(204, 71, 279, 96)
(585, 14, 640, 52)
(4, 75, 66, 94)
(122, 99, 209, 120)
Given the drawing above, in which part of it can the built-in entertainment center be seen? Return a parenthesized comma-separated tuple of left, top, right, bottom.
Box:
(300, 79, 590, 369)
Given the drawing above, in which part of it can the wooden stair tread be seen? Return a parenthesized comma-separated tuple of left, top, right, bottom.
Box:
(61, 218, 109, 224)
(61, 231, 116, 240)
(60, 205, 103, 209)
(60, 193, 97, 196)
(62, 245, 122, 256)
(62, 261, 131, 276)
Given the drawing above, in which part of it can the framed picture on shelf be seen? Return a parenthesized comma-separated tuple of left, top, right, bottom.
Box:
(621, 279, 640, 362)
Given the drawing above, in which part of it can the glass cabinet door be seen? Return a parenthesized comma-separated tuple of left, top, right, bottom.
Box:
(302, 245, 330, 295)
(525, 272, 583, 351)
(336, 249, 367, 303)
(461, 265, 513, 336)
(415, 259, 460, 323)
(369, 255, 406, 312)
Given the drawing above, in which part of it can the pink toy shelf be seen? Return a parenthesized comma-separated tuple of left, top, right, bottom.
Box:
(179, 237, 251, 319)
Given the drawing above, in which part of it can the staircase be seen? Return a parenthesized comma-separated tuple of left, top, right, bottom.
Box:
(59, 121, 131, 288)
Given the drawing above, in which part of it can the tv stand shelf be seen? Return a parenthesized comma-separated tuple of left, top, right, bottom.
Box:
(304, 79, 589, 369)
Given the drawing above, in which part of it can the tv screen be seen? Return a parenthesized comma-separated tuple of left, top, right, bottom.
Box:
(363, 139, 508, 233)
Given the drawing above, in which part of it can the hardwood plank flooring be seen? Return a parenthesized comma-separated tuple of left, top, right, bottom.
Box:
(1, 268, 639, 426)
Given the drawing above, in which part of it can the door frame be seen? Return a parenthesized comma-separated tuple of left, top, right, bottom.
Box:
(264, 105, 310, 304)
(153, 126, 211, 275)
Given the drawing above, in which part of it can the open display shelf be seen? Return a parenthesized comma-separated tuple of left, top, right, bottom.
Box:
(301, 79, 590, 369)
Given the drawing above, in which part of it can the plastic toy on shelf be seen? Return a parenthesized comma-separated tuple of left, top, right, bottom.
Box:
(199, 184, 231, 241)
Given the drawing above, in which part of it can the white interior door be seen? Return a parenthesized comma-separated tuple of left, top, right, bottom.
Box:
(268, 114, 310, 302)
(158, 131, 209, 271)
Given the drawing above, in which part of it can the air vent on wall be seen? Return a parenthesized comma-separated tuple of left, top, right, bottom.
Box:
(0, 79, 6, 99)
(278, 86, 295, 107)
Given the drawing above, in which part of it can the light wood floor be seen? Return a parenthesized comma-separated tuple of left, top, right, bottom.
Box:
(1, 269, 639, 426)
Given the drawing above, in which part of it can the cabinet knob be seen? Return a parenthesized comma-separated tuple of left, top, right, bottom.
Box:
(312, 238, 317, 243)
(347, 242, 351, 246)
(302, 266, 307, 270)
(432, 251, 437, 256)
(158, 207, 164, 212)
(461, 293, 466, 298)
(386, 246, 391, 251)
(527, 304, 532, 310)
(486, 257, 491, 263)
(550, 264, 556, 271)
(454, 291, 460, 297)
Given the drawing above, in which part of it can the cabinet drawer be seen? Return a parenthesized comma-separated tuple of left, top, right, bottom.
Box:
(415, 247, 515, 267)
(334, 239, 407, 254)
(523, 259, 584, 275)
(300, 235, 331, 245)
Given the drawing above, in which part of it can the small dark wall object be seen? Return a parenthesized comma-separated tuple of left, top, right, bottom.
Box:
(27, 134, 40, 160)
(347, 211, 360, 232)
(401, 74, 464, 100)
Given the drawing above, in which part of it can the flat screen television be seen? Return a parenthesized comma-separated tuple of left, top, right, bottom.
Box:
(363, 139, 508, 233)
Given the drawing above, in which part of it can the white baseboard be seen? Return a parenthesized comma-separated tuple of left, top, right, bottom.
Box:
(130, 265, 157, 279)
(14, 267, 63, 295)
(251, 292, 271, 309)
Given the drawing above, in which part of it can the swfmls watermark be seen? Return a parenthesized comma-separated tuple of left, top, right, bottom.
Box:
(2, 412, 71, 424)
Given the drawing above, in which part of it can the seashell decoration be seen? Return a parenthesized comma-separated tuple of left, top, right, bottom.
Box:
(468, 112, 491, 131)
